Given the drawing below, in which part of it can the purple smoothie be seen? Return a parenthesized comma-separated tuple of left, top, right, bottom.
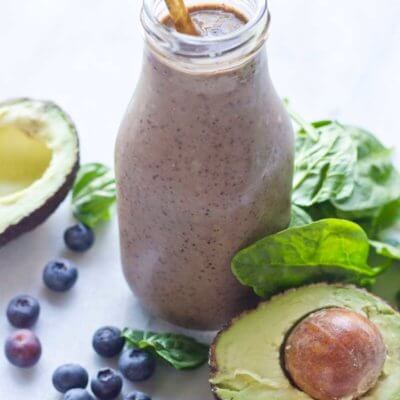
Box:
(115, 2, 294, 330)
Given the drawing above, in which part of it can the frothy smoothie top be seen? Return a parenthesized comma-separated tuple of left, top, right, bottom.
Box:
(162, 4, 248, 37)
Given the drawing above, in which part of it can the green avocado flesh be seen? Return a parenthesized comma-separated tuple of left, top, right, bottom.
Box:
(0, 99, 79, 245)
(210, 284, 400, 400)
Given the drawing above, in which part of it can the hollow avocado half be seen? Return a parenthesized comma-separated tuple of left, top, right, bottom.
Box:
(209, 284, 400, 400)
(0, 98, 79, 246)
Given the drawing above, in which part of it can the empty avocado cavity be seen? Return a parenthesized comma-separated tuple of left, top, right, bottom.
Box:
(0, 124, 52, 196)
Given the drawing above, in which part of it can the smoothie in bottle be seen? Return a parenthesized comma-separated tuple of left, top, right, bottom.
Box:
(115, 0, 294, 330)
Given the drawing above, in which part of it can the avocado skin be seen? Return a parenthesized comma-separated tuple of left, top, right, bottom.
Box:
(0, 98, 80, 247)
(208, 283, 400, 400)
(0, 159, 79, 247)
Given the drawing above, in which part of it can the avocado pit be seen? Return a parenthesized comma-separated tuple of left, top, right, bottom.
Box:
(283, 307, 387, 400)
(209, 285, 400, 400)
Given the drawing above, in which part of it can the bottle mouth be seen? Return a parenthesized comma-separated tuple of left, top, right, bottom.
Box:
(141, 0, 270, 59)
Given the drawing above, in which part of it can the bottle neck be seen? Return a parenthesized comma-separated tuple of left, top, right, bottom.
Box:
(141, 0, 270, 74)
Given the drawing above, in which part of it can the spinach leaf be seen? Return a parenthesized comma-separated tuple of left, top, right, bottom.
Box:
(374, 199, 400, 236)
(232, 219, 383, 298)
(369, 200, 400, 260)
(288, 105, 400, 218)
(293, 121, 357, 207)
(290, 205, 313, 227)
(285, 101, 320, 141)
(72, 163, 116, 228)
(306, 202, 382, 235)
(332, 126, 400, 213)
(370, 240, 400, 260)
(122, 329, 209, 370)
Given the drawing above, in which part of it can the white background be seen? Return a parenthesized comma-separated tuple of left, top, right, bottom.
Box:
(0, 0, 400, 398)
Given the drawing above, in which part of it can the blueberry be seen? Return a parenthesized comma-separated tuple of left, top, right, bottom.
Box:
(4, 329, 42, 368)
(43, 259, 78, 292)
(124, 392, 152, 400)
(64, 224, 95, 252)
(64, 388, 94, 400)
(91, 368, 123, 400)
(92, 326, 125, 358)
(118, 348, 156, 382)
(6, 295, 40, 328)
(53, 363, 89, 393)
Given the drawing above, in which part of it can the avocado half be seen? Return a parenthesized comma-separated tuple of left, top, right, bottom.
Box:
(0, 98, 79, 246)
(210, 284, 400, 400)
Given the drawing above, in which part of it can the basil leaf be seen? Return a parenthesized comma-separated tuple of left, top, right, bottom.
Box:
(293, 121, 357, 207)
(332, 126, 400, 213)
(290, 205, 313, 227)
(232, 219, 383, 298)
(72, 163, 116, 228)
(122, 329, 209, 370)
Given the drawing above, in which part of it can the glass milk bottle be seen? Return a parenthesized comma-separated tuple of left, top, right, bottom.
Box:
(115, 0, 294, 330)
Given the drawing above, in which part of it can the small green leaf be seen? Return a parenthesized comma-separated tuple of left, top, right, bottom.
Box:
(370, 240, 400, 260)
(293, 121, 357, 207)
(369, 200, 400, 260)
(290, 205, 313, 227)
(122, 329, 209, 370)
(332, 126, 400, 213)
(285, 100, 319, 141)
(72, 163, 116, 227)
(232, 219, 384, 298)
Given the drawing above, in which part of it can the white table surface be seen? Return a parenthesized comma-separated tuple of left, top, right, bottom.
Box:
(1, 0, 400, 398)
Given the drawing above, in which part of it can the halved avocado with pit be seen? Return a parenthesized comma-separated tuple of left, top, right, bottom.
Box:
(210, 284, 400, 400)
(0, 98, 79, 246)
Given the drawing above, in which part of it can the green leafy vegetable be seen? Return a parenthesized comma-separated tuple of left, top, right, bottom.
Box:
(232, 107, 400, 301)
(122, 329, 209, 370)
(288, 107, 400, 263)
(369, 200, 400, 260)
(232, 219, 384, 298)
(289, 104, 400, 216)
(372, 200, 400, 238)
(332, 126, 400, 213)
(290, 205, 313, 227)
(293, 120, 357, 207)
(72, 163, 117, 228)
(370, 240, 400, 260)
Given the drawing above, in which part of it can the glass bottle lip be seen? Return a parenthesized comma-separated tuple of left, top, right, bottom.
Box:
(141, 0, 270, 60)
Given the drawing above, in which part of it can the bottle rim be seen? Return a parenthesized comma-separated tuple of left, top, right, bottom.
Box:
(141, 0, 270, 59)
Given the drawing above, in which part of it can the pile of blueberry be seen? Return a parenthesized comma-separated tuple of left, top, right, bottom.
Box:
(4, 224, 91, 368)
(4, 298, 154, 399)
(3, 223, 153, 399)
(51, 326, 153, 399)
(4, 261, 82, 368)
(44, 223, 95, 291)
(5, 295, 42, 368)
